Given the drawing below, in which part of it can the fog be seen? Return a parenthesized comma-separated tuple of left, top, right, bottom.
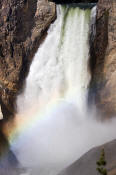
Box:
(11, 103, 116, 175)
(8, 5, 116, 175)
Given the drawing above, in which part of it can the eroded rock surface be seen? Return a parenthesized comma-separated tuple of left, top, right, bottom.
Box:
(90, 0, 116, 117)
(0, 0, 56, 120)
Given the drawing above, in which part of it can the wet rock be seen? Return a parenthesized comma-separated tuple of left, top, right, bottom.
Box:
(90, 0, 116, 117)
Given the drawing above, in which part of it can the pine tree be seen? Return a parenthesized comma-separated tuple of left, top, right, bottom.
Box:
(96, 148, 107, 175)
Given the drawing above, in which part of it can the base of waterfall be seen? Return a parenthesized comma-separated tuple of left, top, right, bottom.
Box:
(10, 106, 116, 175)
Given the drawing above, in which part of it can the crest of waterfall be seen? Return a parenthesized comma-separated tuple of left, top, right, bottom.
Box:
(10, 5, 116, 175)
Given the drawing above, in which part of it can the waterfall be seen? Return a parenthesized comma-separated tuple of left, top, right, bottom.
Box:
(9, 5, 116, 175)
(17, 5, 91, 116)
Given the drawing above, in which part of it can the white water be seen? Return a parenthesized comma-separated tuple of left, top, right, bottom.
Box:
(17, 6, 91, 115)
(10, 5, 116, 175)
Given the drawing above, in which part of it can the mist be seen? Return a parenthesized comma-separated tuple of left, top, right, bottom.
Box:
(10, 103, 116, 175)
(8, 5, 116, 175)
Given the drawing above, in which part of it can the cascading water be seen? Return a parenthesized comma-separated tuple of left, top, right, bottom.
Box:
(9, 4, 116, 175)
(17, 5, 91, 116)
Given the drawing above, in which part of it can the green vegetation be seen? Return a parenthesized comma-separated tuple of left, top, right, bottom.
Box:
(96, 149, 107, 175)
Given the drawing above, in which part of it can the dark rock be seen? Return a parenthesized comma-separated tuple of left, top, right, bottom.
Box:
(0, 131, 25, 175)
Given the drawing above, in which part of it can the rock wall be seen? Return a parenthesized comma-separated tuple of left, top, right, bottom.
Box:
(0, 0, 56, 121)
(90, 0, 116, 117)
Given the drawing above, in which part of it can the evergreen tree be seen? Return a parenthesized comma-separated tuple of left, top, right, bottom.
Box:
(96, 149, 107, 175)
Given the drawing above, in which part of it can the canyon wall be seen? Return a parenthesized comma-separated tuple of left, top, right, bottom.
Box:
(0, 0, 56, 121)
(90, 0, 116, 117)
(58, 139, 116, 175)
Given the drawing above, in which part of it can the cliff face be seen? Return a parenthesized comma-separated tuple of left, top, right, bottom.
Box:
(0, 0, 56, 120)
(90, 0, 116, 117)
